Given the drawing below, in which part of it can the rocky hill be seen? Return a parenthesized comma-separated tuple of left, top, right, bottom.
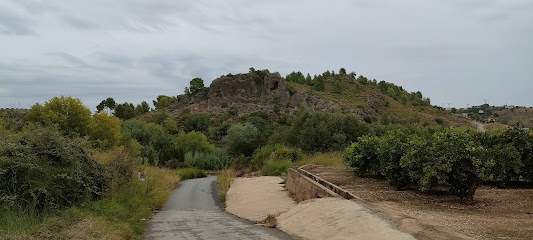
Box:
(152, 70, 474, 128)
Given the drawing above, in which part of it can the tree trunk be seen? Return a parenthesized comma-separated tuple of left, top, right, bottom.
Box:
(465, 172, 480, 204)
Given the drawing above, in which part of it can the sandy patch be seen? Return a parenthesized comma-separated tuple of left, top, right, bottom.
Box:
(225, 176, 296, 222)
(277, 198, 414, 240)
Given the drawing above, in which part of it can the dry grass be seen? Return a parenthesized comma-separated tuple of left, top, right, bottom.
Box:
(217, 169, 236, 203)
(262, 214, 278, 228)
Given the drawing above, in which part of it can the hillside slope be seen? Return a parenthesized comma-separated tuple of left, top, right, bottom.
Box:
(149, 70, 474, 128)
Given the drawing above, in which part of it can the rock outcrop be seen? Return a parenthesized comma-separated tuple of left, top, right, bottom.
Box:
(159, 72, 354, 117)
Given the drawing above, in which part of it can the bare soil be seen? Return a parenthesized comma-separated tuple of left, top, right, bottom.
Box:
(303, 165, 533, 240)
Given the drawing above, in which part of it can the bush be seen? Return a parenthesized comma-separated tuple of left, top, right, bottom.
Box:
(184, 148, 232, 170)
(183, 114, 210, 133)
(88, 112, 121, 149)
(226, 123, 262, 157)
(262, 160, 292, 176)
(290, 111, 370, 152)
(176, 168, 207, 180)
(344, 136, 381, 175)
(252, 144, 302, 169)
(0, 126, 106, 211)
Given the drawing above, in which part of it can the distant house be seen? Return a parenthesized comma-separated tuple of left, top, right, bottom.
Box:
(478, 110, 485, 114)
(505, 105, 515, 109)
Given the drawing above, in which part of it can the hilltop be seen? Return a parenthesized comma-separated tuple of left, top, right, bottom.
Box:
(148, 69, 474, 128)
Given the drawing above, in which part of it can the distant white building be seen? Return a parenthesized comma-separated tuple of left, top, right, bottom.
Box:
(478, 110, 485, 114)
(505, 105, 515, 109)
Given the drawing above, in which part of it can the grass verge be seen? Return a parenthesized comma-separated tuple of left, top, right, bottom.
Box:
(0, 166, 180, 239)
(176, 168, 207, 180)
(294, 152, 344, 167)
(217, 169, 235, 203)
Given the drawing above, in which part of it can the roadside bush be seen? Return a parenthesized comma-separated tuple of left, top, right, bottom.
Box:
(0, 126, 106, 211)
(252, 144, 302, 169)
(176, 168, 207, 180)
(262, 160, 293, 176)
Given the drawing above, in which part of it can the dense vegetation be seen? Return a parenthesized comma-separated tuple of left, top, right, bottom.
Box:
(344, 124, 533, 201)
(2, 68, 531, 237)
(0, 97, 214, 238)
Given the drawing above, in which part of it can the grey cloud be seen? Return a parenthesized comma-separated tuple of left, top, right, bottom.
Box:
(47, 52, 89, 68)
(62, 16, 99, 30)
(0, 11, 34, 35)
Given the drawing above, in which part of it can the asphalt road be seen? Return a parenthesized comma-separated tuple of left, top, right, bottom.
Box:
(143, 176, 295, 240)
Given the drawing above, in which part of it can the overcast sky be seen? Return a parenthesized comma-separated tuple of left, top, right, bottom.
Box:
(1, 0, 532, 111)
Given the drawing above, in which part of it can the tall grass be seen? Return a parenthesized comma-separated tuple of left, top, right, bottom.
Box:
(176, 168, 207, 180)
(184, 148, 233, 170)
(216, 169, 235, 203)
(262, 159, 293, 176)
(294, 152, 344, 167)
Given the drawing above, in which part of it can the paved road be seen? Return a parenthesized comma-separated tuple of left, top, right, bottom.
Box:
(143, 176, 295, 240)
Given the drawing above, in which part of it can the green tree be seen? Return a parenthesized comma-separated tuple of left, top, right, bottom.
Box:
(183, 114, 211, 133)
(135, 101, 150, 115)
(189, 78, 206, 95)
(339, 68, 347, 76)
(227, 123, 261, 157)
(153, 95, 176, 110)
(401, 130, 483, 201)
(333, 80, 343, 94)
(88, 111, 121, 149)
(26, 96, 91, 136)
(114, 102, 136, 120)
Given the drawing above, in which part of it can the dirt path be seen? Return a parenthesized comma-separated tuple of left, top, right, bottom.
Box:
(226, 176, 414, 240)
(143, 176, 294, 240)
(226, 176, 296, 222)
(473, 121, 486, 132)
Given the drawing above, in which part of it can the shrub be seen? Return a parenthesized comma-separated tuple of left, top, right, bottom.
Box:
(26, 96, 91, 137)
(344, 135, 381, 175)
(252, 144, 302, 169)
(226, 123, 262, 157)
(229, 106, 238, 116)
(401, 130, 484, 201)
(262, 160, 292, 176)
(176, 168, 207, 180)
(184, 148, 232, 170)
(0, 126, 106, 211)
(183, 114, 210, 133)
(88, 112, 121, 149)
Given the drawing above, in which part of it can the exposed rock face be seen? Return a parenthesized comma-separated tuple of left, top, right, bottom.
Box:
(161, 73, 352, 117)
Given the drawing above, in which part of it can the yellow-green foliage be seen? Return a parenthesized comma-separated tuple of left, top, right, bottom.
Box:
(217, 169, 235, 202)
(89, 112, 121, 149)
(26, 96, 92, 136)
(262, 160, 293, 176)
(294, 152, 344, 167)
(176, 168, 207, 180)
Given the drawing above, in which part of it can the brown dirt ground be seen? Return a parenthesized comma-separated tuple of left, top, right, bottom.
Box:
(303, 165, 533, 240)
